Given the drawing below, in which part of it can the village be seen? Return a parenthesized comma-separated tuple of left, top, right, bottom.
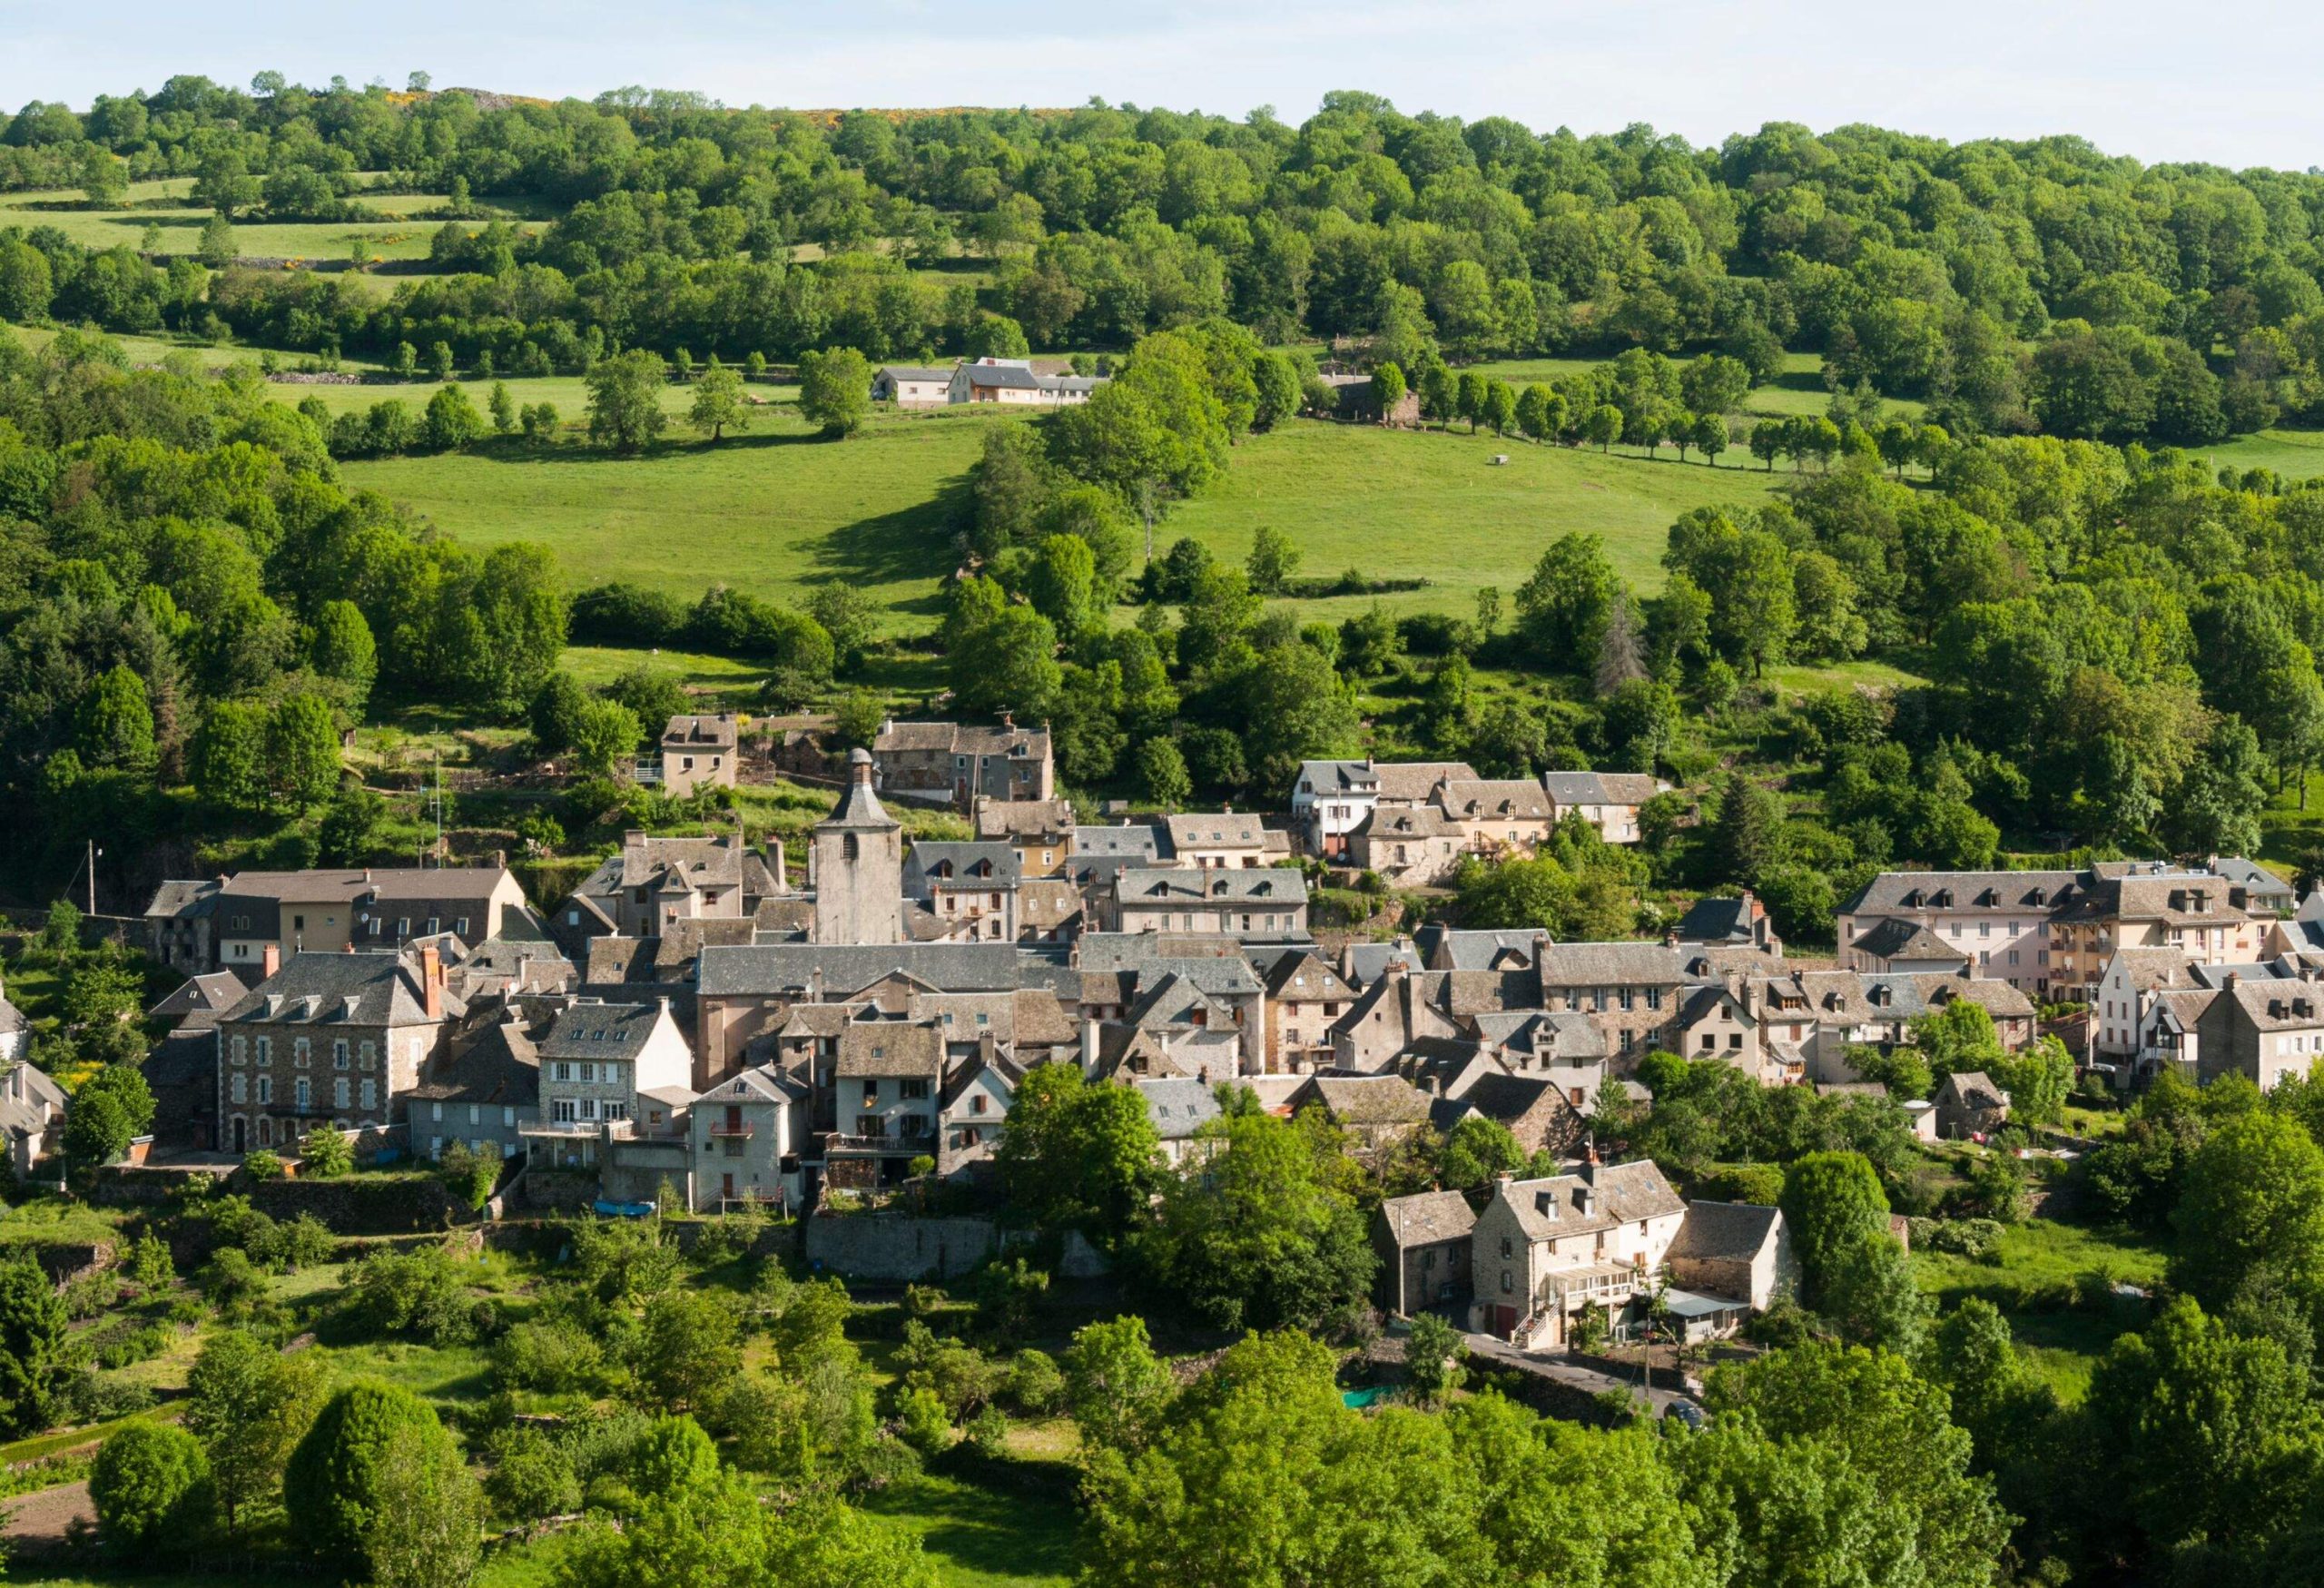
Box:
(0, 715, 2260, 1371)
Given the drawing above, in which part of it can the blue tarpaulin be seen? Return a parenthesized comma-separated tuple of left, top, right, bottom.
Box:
(593, 1198, 655, 1219)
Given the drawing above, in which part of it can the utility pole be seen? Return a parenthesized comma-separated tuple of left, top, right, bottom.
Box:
(86, 840, 99, 915)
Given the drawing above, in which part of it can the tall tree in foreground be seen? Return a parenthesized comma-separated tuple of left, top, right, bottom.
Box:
(798, 347, 872, 439)
(585, 349, 669, 453)
(688, 355, 750, 441)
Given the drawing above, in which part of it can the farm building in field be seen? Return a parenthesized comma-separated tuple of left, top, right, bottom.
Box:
(872, 365, 954, 407)
(1317, 370, 1421, 426)
(950, 358, 1108, 406)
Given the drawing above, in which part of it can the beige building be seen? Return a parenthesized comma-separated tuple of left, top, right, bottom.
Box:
(974, 797, 1075, 877)
(1164, 811, 1269, 869)
(156, 866, 532, 978)
(1541, 771, 1668, 844)
(1110, 867, 1308, 938)
(1435, 779, 1558, 855)
(872, 365, 954, 407)
(949, 358, 1106, 406)
(658, 714, 740, 797)
(1471, 1161, 1689, 1346)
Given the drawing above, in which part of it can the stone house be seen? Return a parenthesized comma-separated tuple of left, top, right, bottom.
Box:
(974, 798, 1076, 877)
(689, 1065, 807, 1211)
(1108, 867, 1308, 939)
(0, 1063, 66, 1177)
(694, 941, 1020, 1087)
(527, 1000, 696, 1170)
(1540, 771, 1667, 844)
(1135, 1076, 1223, 1167)
(1259, 950, 1359, 1073)
(1374, 1189, 1476, 1316)
(1533, 942, 1693, 1068)
(214, 945, 461, 1157)
(1672, 890, 1782, 955)
(1345, 804, 1469, 887)
(827, 1019, 944, 1188)
(1285, 1073, 1433, 1154)
(1163, 811, 1270, 869)
(1933, 1070, 2011, 1139)
(155, 866, 533, 979)
(1433, 1071, 1589, 1159)
(1663, 1201, 1798, 1311)
(1470, 1160, 1689, 1346)
(1837, 870, 2083, 998)
(936, 1044, 1022, 1178)
(1434, 779, 1557, 855)
(1291, 759, 1474, 859)
(563, 830, 768, 941)
(404, 1011, 537, 1162)
(658, 714, 740, 798)
(903, 842, 1021, 942)
(872, 716, 1054, 810)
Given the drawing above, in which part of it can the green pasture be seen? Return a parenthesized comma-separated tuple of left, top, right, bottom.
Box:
(0, 177, 550, 262)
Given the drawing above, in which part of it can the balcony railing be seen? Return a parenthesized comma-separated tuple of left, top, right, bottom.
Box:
(825, 1130, 936, 1154)
(1541, 1261, 1647, 1307)
(707, 1122, 756, 1139)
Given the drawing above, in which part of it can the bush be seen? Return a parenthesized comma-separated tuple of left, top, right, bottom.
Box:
(483, 1425, 579, 1524)
(1004, 1349, 1066, 1416)
(897, 1386, 952, 1455)
(283, 1383, 450, 1574)
(1914, 1217, 2005, 1260)
(90, 1421, 210, 1559)
(349, 1246, 475, 1346)
(241, 1150, 284, 1181)
(300, 1129, 352, 1179)
(963, 1404, 1009, 1457)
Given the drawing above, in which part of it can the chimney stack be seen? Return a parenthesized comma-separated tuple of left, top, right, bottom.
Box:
(262, 942, 281, 980)
(419, 943, 443, 1020)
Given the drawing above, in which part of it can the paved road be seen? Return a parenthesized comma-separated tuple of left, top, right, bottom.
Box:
(1463, 1332, 1692, 1415)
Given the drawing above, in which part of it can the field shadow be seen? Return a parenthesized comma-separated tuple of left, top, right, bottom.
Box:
(861, 1474, 1080, 1580)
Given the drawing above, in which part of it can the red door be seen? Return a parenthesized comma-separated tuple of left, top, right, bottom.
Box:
(1493, 1305, 1517, 1338)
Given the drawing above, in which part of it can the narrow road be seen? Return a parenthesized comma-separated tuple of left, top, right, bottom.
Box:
(1462, 1332, 1690, 1415)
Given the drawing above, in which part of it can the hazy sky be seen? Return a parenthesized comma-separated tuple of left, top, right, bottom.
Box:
(6, 0, 2320, 172)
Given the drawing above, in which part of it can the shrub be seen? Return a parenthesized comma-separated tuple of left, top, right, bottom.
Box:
(897, 1386, 951, 1455)
(241, 1150, 284, 1181)
(1005, 1349, 1066, 1416)
(349, 1246, 475, 1346)
(300, 1129, 352, 1179)
(284, 1383, 454, 1574)
(963, 1404, 1009, 1457)
(90, 1421, 210, 1559)
(483, 1425, 579, 1523)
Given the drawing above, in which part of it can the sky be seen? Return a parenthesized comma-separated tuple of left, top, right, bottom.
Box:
(5, 0, 2321, 173)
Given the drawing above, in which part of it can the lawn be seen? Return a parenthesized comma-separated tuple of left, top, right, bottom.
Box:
(1465, 350, 1918, 425)
(2201, 425, 2324, 480)
(1911, 1214, 2168, 1402)
(858, 1470, 1082, 1588)
(340, 406, 1008, 631)
(0, 178, 551, 262)
(1164, 418, 1784, 622)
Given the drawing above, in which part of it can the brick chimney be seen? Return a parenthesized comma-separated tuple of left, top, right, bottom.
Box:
(262, 942, 281, 980)
(419, 943, 443, 1020)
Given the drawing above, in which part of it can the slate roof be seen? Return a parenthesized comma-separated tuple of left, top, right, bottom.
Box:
(1674, 894, 1759, 946)
(1019, 880, 1084, 933)
(1437, 779, 1554, 821)
(698, 942, 1023, 997)
(143, 878, 221, 921)
(1263, 951, 1357, 1001)
(217, 952, 461, 1029)
(1495, 1159, 1686, 1241)
(1850, 918, 1969, 962)
(1839, 870, 2083, 916)
(1342, 941, 1423, 986)
(406, 1018, 539, 1105)
(699, 1065, 811, 1105)
(822, 751, 901, 831)
(1164, 813, 1268, 852)
(1421, 928, 1549, 972)
(1289, 1073, 1432, 1126)
(1073, 823, 1162, 861)
(662, 714, 739, 751)
(1378, 1189, 1477, 1248)
(1459, 1071, 1580, 1128)
(909, 842, 1023, 884)
(1936, 1070, 2011, 1111)
(148, 971, 247, 1031)
(960, 360, 1041, 390)
(537, 1001, 671, 1061)
(1541, 771, 1663, 807)
(835, 1020, 944, 1077)
(1115, 868, 1306, 906)
(1535, 942, 1690, 988)
(879, 364, 954, 383)
(1351, 804, 1464, 841)
(975, 799, 1074, 842)
(1667, 1200, 1784, 1262)
(1135, 1076, 1222, 1140)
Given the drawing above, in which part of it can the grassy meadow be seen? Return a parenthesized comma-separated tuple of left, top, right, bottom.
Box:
(0, 177, 552, 262)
